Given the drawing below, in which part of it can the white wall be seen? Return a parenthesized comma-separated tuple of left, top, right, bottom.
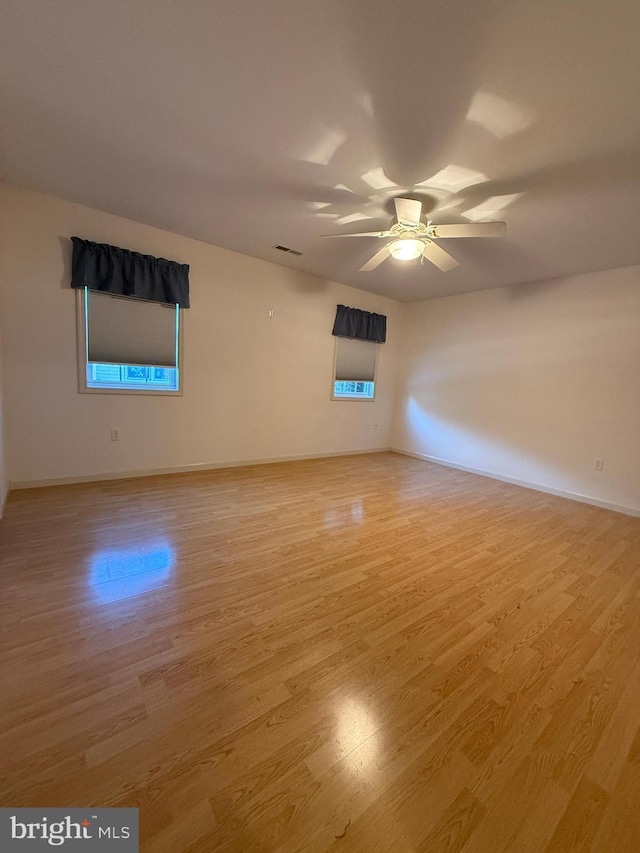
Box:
(392, 266, 640, 514)
(0, 185, 401, 486)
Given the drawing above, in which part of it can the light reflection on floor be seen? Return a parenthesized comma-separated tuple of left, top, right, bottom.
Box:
(88, 540, 175, 604)
(324, 499, 364, 529)
(337, 697, 380, 775)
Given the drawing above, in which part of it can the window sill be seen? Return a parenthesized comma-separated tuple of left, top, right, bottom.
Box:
(78, 386, 183, 397)
(331, 395, 376, 402)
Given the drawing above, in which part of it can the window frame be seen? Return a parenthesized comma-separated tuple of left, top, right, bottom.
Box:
(76, 288, 184, 396)
(330, 335, 378, 402)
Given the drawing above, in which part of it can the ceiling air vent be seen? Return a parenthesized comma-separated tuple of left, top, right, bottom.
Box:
(273, 244, 303, 256)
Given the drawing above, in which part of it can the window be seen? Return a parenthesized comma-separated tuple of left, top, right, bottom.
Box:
(86, 363, 179, 392)
(332, 336, 377, 400)
(333, 380, 375, 399)
(77, 288, 181, 394)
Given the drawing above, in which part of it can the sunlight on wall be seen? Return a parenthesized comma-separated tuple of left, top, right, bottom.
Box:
(405, 395, 509, 463)
(403, 396, 559, 488)
(89, 540, 175, 604)
(404, 397, 472, 462)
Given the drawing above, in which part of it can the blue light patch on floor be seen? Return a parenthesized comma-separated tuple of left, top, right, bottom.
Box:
(89, 542, 175, 604)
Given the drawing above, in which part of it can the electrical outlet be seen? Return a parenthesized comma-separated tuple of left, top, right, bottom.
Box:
(111, 429, 120, 442)
(594, 458, 604, 470)
(268, 309, 274, 318)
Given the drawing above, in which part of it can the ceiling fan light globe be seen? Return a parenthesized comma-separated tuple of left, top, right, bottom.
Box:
(388, 238, 424, 261)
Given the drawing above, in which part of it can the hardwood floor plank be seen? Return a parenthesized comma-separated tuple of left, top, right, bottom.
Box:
(591, 727, 640, 852)
(1, 452, 639, 851)
(544, 775, 608, 852)
(418, 787, 486, 853)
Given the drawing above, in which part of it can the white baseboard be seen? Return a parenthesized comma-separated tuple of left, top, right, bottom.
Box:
(391, 448, 640, 518)
(10, 447, 392, 490)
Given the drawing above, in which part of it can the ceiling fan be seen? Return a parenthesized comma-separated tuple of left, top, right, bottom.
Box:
(323, 197, 506, 272)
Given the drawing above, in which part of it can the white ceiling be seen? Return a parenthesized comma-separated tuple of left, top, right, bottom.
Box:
(2, 0, 640, 302)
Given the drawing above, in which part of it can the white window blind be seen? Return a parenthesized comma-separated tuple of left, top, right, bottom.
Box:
(335, 336, 377, 381)
(86, 290, 178, 367)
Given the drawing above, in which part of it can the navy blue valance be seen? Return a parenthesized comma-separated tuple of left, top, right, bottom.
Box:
(332, 304, 386, 343)
(71, 237, 190, 307)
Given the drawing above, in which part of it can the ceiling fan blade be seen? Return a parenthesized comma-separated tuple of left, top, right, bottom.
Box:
(360, 246, 390, 271)
(394, 197, 422, 227)
(421, 240, 459, 272)
(429, 222, 506, 238)
(322, 230, 392, 238)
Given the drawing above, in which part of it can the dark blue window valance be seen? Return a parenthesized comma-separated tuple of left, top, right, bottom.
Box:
(332, 304, 386, 343)
(71, 237, 190, 308)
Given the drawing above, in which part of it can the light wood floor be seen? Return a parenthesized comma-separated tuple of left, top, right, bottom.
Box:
(1, 453, 640, 852)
